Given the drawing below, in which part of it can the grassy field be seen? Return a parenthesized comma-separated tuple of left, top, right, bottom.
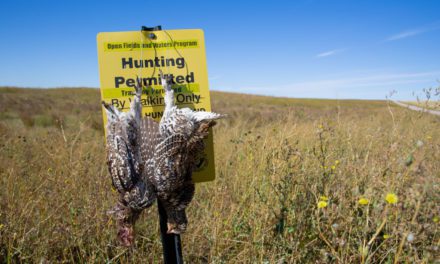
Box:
(0, 87, 439, 263)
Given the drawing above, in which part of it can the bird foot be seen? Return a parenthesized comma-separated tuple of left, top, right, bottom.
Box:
(135, 76, 143, 97)
(159, 70, 173, 91)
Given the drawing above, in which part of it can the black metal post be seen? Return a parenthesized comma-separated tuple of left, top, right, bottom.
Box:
(158, 200, 183, 264)
(140, 24, 183, 263)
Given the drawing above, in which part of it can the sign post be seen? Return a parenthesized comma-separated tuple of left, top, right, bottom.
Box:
(158, 200, 183, 264)
(97, 26, 214, 263)
(97, 27, 215, 183)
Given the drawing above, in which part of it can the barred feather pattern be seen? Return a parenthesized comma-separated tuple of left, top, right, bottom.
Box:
(104, 83, 156, 211)
(103, 73, 223, 240)
(148, 75, 224, 234)
(140, 117, 161, 183)
(103, 81, 156, 246)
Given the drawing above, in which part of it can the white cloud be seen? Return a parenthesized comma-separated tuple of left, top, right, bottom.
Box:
(286, 71, 440, 89)
(386, 22, 440, 41)
(386, 29, 428, 41)
(231, 70, 440, 99)
(315, 49, 344, 58)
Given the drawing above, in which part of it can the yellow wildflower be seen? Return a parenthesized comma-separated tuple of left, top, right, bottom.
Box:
(385, 193, 398, 204)
(335, 160, 340, 165)
(433, 216, 439, 223)
(0, 224, 3, 230)
(320, 196, 329, 201)
(358, 198, 370, 205)
(331, 165, 336, 170)
(318, 201, 328, 209)
(383, 234, 390, 239)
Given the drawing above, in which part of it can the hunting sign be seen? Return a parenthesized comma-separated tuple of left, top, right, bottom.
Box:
(97, 29, 216, 182)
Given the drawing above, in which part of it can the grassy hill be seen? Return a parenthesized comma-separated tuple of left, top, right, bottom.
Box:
(0, 87, 439, 263)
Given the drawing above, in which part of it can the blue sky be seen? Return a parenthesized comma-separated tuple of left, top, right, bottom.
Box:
(1, 0, 439, 100)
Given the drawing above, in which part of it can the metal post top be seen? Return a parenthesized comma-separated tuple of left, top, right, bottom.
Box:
(141, 25, 162, 31)
(141, 25, 162, 40)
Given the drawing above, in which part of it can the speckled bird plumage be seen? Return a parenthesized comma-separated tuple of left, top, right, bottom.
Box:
(103, 80, 156, 246)
(103, 73, 223, 245)
(149, 75, 224, 234)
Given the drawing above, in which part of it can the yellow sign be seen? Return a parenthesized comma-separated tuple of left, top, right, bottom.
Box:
(97, 29, 215, 182)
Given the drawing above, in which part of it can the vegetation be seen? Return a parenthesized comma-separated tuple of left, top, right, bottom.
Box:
(0, 87, 439, 263)
(405, 85, 440, 110)
(404, 101, 440, 111)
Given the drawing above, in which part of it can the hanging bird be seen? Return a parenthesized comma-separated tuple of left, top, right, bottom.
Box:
(148, 74, 224, 234)
(102, 80, 156, 246)
(103, 71, 223, 243)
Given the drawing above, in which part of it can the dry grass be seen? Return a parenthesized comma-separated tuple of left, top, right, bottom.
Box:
(404, 101, 440, 111)
(405, 86, 440, 111)
(0, 87, 439, 263)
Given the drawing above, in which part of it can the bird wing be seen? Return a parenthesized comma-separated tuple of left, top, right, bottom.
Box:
(105, 115, 159, 213)
(153, 133, 188, 192)
(107, 135, 140, 192)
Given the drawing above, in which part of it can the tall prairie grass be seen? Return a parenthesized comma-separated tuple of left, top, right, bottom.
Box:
(0, 88, 438, 263)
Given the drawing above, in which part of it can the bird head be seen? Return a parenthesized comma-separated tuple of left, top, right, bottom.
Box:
(108, 202, 141, 247)
(117, 224, 135, 247)
(102, 101, 120, 124)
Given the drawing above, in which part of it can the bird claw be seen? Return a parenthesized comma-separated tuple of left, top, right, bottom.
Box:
(102, 101, 115, 113)
(159, 70, 172, 92)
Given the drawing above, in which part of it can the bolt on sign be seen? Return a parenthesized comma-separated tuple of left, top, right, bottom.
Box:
(97, 29, 216, 182)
